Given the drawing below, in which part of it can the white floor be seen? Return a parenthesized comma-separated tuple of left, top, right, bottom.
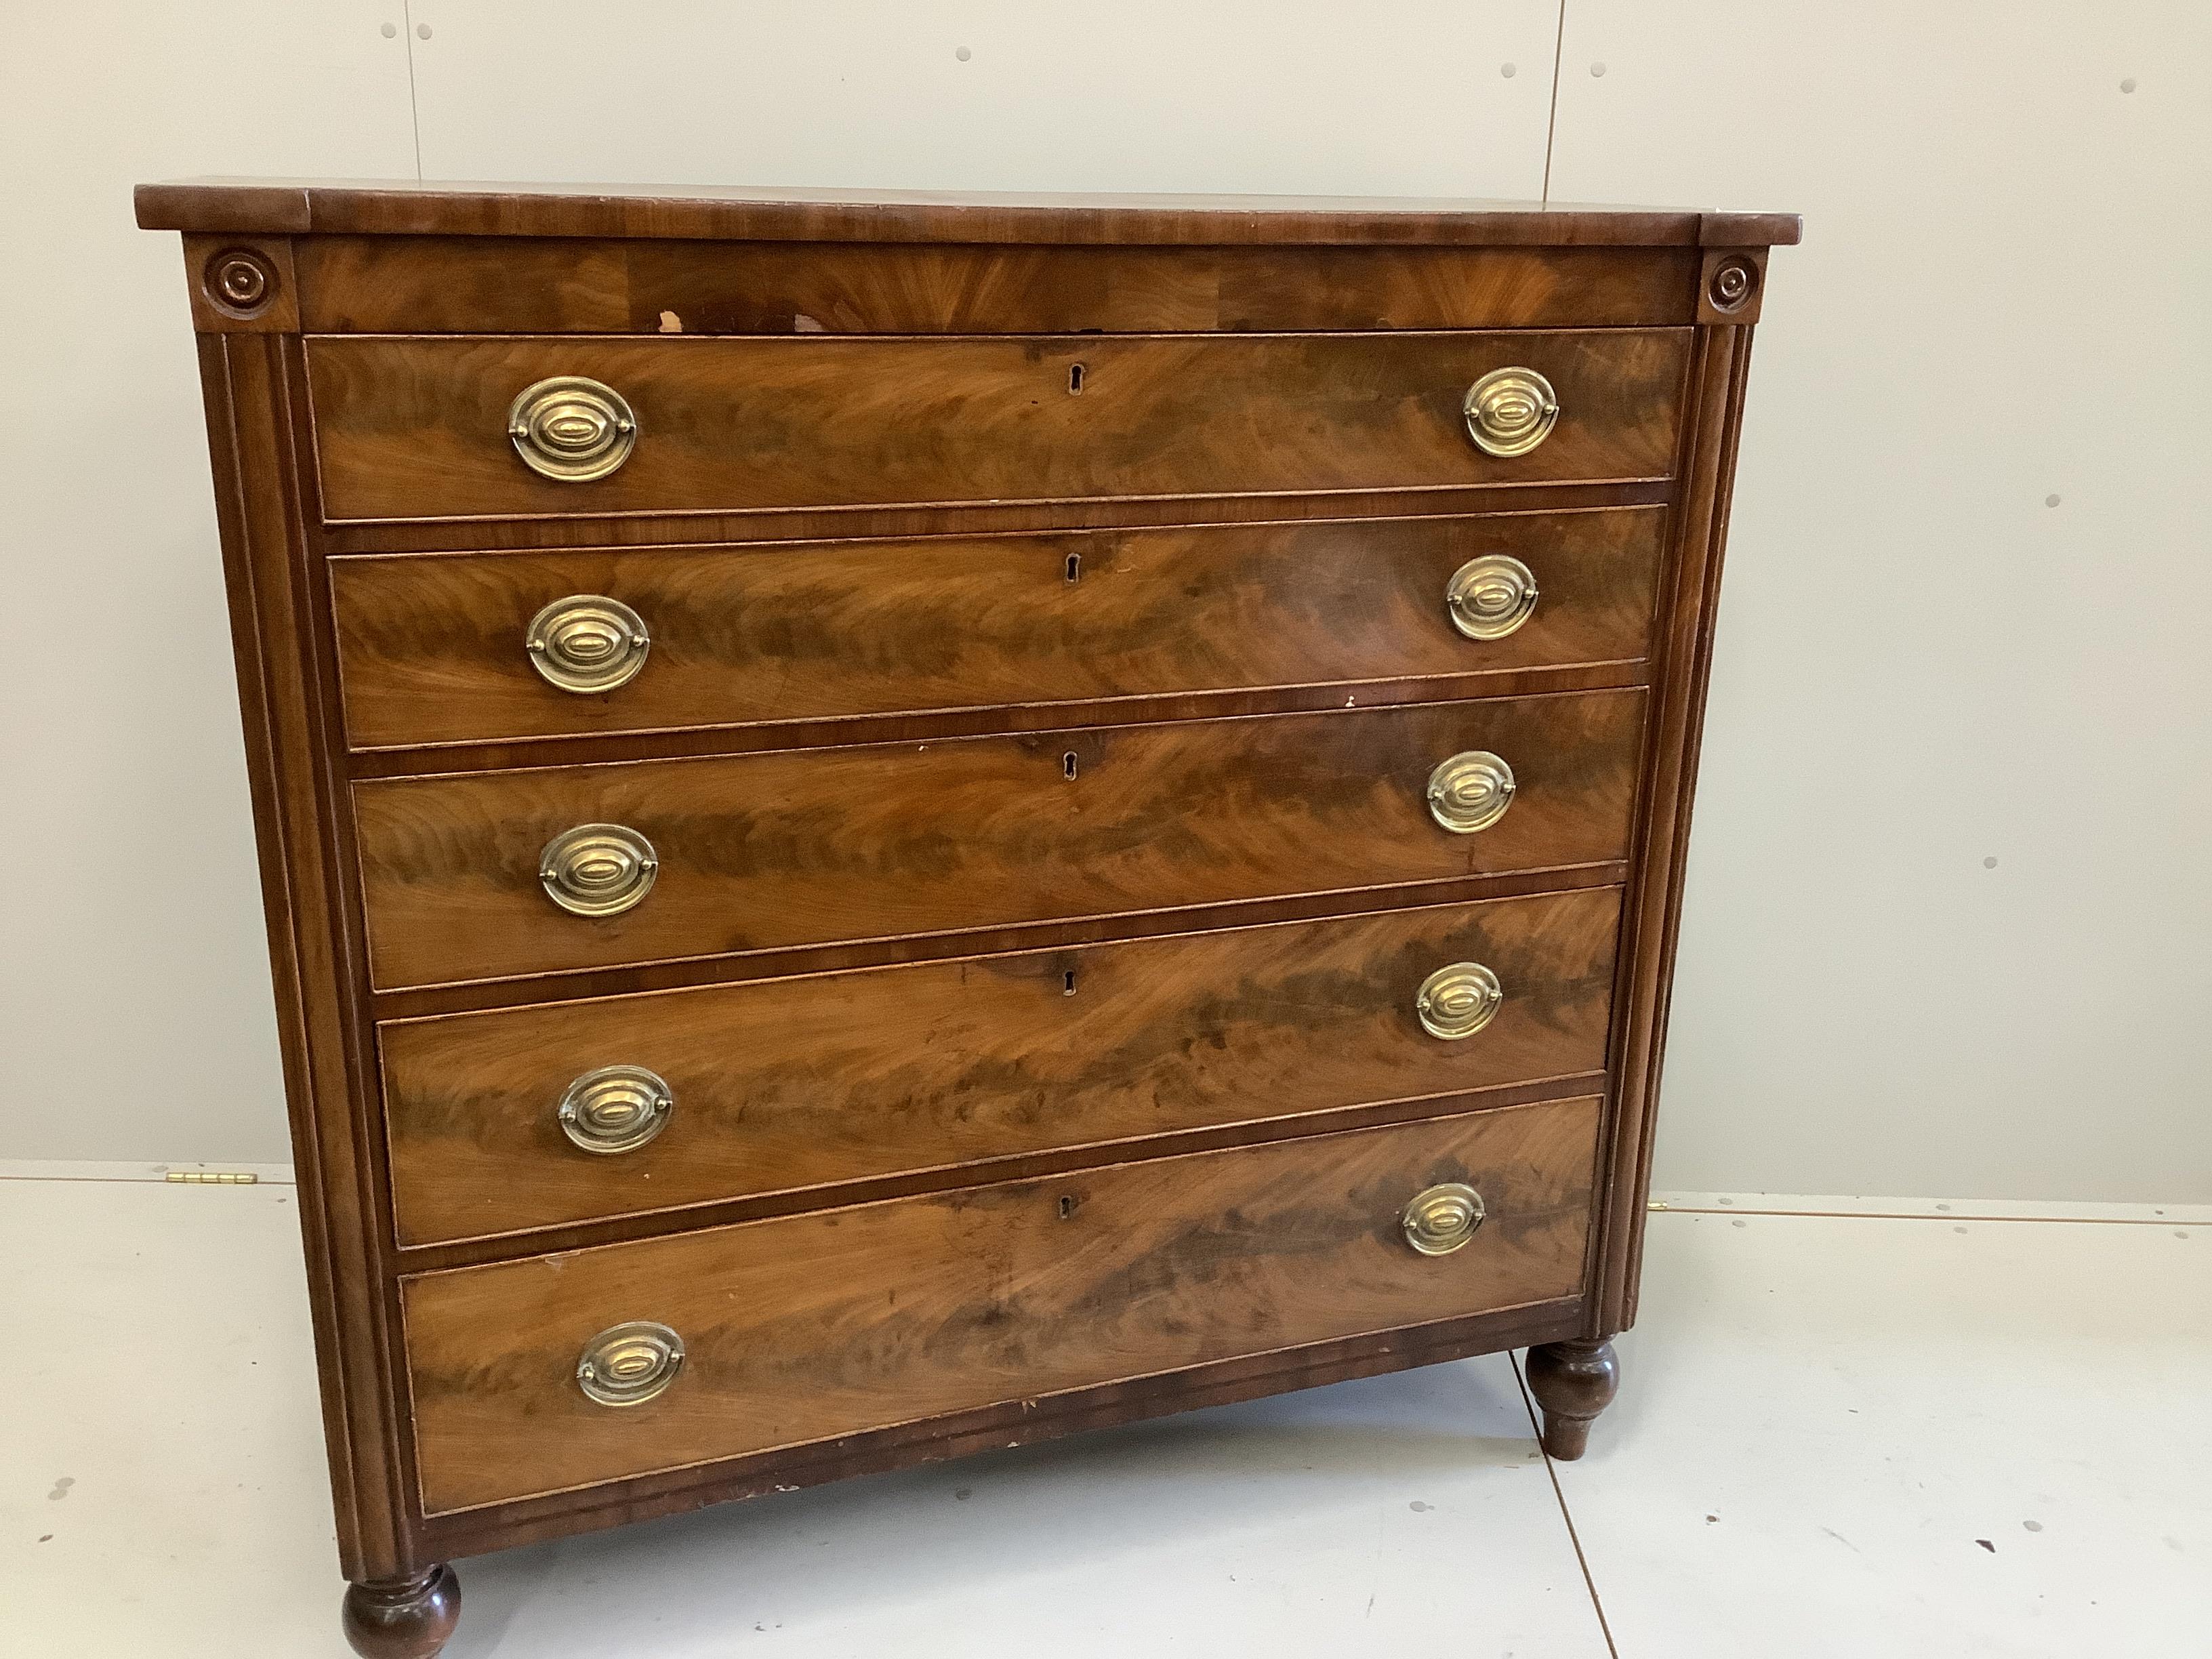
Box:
(3, 1175, 2206, 1658)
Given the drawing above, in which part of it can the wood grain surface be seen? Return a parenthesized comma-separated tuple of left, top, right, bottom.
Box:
(304, 329, 1689, 523)
(331, 510, 1663, 750)
(193, 333, 426, 1583)
(323, 480, 1673, 563)
(380, 887, 1621, 1246)
(146, 177, 1795, 1631)
(1597, 324, 1759, 1335)
(351, 689, 1646, 990)
(296, 238, 1702, 334)
(401, 1097, 1600, 1514)
(137, 178, 1803, 251)
(422, 1298, 1583, 1561)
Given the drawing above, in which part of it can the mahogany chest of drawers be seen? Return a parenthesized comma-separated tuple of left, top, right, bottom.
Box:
(138, 179, 1795, 1656)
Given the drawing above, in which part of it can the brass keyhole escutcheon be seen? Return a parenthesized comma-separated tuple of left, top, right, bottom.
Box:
(1445, 554, 1539, 641)
(1463, 367, 1559, 458)
(576, 1322, 685, 1407)
(1402, 1183, 1486, 1256)
(539, 823, 659, 917)
(526, 594, 651, 693)
(1426, 751, 1516, 834)
(508, 376, 638, 482)
(557, 1065, 674, 1155)
(1415, 962, 1504, 1040)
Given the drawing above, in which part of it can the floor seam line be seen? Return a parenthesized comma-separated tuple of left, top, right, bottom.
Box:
(1540, 0, 1568, 203)
(1654, 1207, 2193, 1226)
(1513, 1350, 1619, 1658)
(0, 1174, 299, 1186)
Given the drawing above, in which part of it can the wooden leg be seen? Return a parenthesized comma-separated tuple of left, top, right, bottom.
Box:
(342, 1565, 460, 1658)
(1525, 1337, 1619, 1460)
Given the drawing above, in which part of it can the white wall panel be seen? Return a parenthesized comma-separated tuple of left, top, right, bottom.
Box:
(402, 1, 1561, 198)
(9, 1, 2210, 1205)
(1548, 3, 2212, 1199)
(0, 4, 417, 1162)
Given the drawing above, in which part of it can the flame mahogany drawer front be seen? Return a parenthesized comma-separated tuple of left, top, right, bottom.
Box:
(352, 690, 1644, 991)
(329, 509, 1666, 752)
(402, 1099, 1601, 1515)
(304, 329, 1689, 524)
(144, 178, 1791, 1656)
(381, 886, 1622, 1247)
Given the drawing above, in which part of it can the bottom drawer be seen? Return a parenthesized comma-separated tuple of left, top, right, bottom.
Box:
(403, 1097, 1599, 1514)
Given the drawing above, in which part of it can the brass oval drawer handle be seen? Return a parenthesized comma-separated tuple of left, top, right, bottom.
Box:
(1426, 751, 1516, 834)
(527, 595, 651, 694)
(539, 823, 658, 917)
(508, 376, 638, 482)
(1416, 962, 1504, 1040)
(1445, 555, 1539, 641)
(576, 1321, 685, 1408)
(558, 1064, 674, 1155)
(1403, 1183, 1486, 1256)
(1463, 367, 1559, 458)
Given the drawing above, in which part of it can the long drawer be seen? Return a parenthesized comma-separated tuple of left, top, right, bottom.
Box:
(304, 329, 1689, 522)
(380, 887, 1621, 1246)
(401, 1097, 1599, 1514)
(331, 510, 1664, 750)
(297, 239, 1700, 335)
(352, 690, 1645, 990)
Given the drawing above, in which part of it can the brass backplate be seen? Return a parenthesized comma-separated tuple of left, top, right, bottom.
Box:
(1415, 962, 1505, 1040)
(1402, 1183, 1486, 1256)
(575, 1322, 686, 1408)
(1445, 554, 1539, 641)
(1463, 366, 1559, 458)
(1426, 751, 1517, 834)
(526, 594, 652, 694)
(539, 823, 659, 917)
(508, 376, 638, 482)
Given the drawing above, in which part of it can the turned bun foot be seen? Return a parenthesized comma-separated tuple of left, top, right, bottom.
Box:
(342, 1565, 460, 1658)
(1525, 1337, 1620, 1460)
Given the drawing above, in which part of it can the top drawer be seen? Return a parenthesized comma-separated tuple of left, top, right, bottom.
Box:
(303, 329, 1689, 523)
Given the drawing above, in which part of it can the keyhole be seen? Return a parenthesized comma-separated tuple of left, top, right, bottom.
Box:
(1063, 969, 1078, 996)
(1065, 552, 1082, 583)
(1058, 1194, 1078, 1219)
(1063, 752, 1078, 779)
(1068, 363, 1086, 394)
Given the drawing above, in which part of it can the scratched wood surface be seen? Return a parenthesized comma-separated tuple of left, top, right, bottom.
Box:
(401, 1097, 1600, 1514)
(351, 690, 1646, 991)
(331, 510, 1664, 750)
(295, 237, 1703, 334)
(147, 177, 1795, 1633)
(380, 887, 1621, 1246)
(304, 329, 1689, 523)
(136, 178, 1802, 251)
